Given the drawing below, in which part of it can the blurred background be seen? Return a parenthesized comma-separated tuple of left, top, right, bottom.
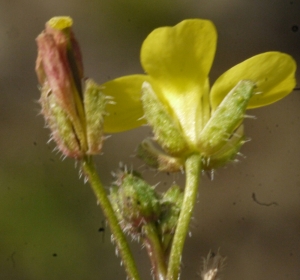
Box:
(0, 0, 300, 279)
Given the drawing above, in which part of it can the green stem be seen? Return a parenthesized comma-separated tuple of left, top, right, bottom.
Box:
(166, 154, 202, 280)
(82, 156, 140, 280)
(143, 222, 167, 280)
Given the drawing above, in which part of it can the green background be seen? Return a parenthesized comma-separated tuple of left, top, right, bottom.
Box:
(0, 0, 300, 279)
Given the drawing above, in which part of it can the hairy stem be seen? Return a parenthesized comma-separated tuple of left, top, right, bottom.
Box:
(166, 154, 202, 280)
(143, 222, 167, 280)
(82, 156, 140, 280)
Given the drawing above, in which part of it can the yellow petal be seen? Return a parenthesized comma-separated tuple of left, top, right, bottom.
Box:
(140, 19, 217, 142)
(141, 19, 216, 89)
(48, 17, 73, 30)
(210, 52, 297, 110)
(102, 75, 150, 133)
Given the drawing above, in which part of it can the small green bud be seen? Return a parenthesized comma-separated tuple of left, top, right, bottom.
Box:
(110, 171, 161, 233)
(141, 82, 189, 156)
(84, 79, 107, 155)
(198, 80, 255, 156)
(159, 185, 183, 252)
(137, 138, 185, 172)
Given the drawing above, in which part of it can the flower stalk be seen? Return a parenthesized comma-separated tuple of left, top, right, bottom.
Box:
(167, 154, 202, 280)
(143, 222, 167, 280)
(82, 156, 141, 280)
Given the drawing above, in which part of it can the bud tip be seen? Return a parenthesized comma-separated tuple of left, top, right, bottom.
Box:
(48, 16, 73, 30)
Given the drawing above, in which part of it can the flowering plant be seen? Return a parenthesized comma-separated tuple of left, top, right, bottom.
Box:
(36, 17, 296, 280)
(103, 19, 295, 171)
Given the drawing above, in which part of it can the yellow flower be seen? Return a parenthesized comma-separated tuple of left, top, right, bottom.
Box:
(102, 19, 296, 169)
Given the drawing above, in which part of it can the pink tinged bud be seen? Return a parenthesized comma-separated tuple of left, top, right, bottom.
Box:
(36, 30, 77, 119)
(45, 17, 84, 81)
(36, 17, 89, 158)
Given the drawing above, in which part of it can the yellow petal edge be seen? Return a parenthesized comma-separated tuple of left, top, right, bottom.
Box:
(210, 52, 297, 110)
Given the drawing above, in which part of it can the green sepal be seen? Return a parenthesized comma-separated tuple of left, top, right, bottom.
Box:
(202, 125, 245, 170)
(141, 82, 189, 156)
(83, 79, 106, 155)
(39, 83, 83, 158)
(198, 80, 255, 156)
(137, 138, 185, 172)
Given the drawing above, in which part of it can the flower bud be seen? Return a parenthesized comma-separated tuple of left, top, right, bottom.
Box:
(36, 17, 87, 158)
(36, 16, 84, 120)
(109, 171, 161, 234)
(198, 80, 255, 156)
(137, 138, 184, 172)
(141, 82, 189, 156)
(36, 17, 107, 159)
